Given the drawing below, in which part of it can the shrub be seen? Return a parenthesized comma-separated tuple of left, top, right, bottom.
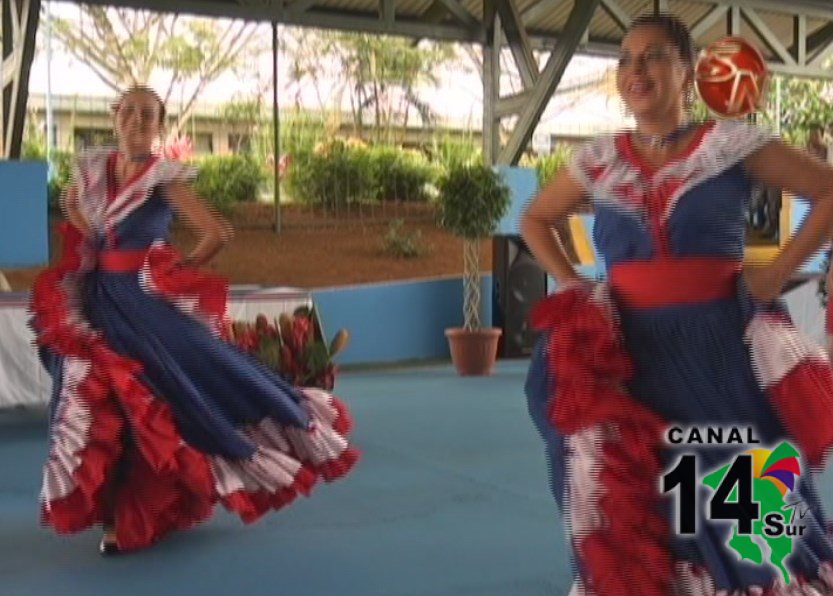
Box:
(193, 154, 266, 214)
(284, 138, 375, 209)
(430, 134, 482, 170)
(532, 143, 574, 188)
(48, 150, 75, 211)
(437, 164, 510, 240)
(383, 218, 424, 258)
(368, 146, 436, 202)
(436, 163, 510, 329)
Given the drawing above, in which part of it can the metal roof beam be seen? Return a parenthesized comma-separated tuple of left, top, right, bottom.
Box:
(728, 5, 741, 35)
(78, 0, 483, 41)
(690, 4, 728, 40)
(793, 15, 807, 65)
(527, 32, 833, 79)
(482, 0, 499, 164)
(434, 0, 479, 29)
(653, 0, 669, 13)
(289, 8, 482, 40)
(742, 7, 796, 65)
(599, 0, 630, 32)
(521, 0, 565, 28)
(286, 0, 317, 17)
(498, 0, 599, 164)
(805, 22, 833, 64)
(723, 0, 833, 20)
(495, 0, 538, 89)
(809, 38, 833, 67)
(495, 90, 530, 116)
(380, 0, 394, 24)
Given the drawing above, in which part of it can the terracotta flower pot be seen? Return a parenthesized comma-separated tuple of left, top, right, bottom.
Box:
(445, 327, 503, 376)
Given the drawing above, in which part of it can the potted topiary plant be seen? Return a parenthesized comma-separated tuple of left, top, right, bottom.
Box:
(437, 163, 511, 375)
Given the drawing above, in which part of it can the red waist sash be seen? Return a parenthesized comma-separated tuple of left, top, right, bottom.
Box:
(608, 258, 741, 309)
(98, 249, 150, 272)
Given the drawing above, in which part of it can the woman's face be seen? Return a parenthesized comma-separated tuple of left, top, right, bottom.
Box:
(114, 90, 162, 155)
(616, 25, 691, 121)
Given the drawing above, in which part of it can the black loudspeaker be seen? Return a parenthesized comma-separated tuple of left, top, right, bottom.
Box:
(746, 184, 782, 245)
(492, 235, 548, 358)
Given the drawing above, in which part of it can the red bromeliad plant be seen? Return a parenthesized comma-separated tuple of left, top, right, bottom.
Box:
(160, 134, 194, 162)
(228, 307, 349, 391)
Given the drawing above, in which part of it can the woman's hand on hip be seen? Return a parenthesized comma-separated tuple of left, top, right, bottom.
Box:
(743, 265, 785, 304)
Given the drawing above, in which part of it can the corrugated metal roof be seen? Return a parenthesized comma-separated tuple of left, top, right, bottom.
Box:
(79, 0, 833, 76)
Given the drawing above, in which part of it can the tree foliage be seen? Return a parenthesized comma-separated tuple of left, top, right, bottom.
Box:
(50, 6, 263, 134)
(284, 29, 456, 142)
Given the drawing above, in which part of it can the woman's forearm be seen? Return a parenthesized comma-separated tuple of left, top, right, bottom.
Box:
(520, 214, 581, 286)
(769, 196, 833, 283)
(184, 233, 227, 268)
(65, 205, 92, 237)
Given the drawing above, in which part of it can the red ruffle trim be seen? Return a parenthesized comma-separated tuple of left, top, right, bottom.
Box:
(768, 361, 833, 470)
(531, 286, 674, 596)
(143, 243, 228, 334)
(222, 463, 319, 525)
(218, 442, 360, 526)
(34, 223, 358, 551)
(330, 395, 355, 436)
(318, 446, 360, 482)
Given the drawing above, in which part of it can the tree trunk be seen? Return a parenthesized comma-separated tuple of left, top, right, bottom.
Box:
(463, 238, 481, 330)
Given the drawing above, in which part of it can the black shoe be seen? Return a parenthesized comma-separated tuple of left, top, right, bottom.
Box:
(98, 528, 121, 557)
(99, 536, 120, 556)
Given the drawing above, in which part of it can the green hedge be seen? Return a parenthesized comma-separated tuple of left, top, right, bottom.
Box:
(19, 141, 265, 215)
(532, 143, 574, 189)
(193, 154, 266, 214)
(367, 146, 436, 203)
(286, 140, 375, 209)
(283, 139, 437, 208)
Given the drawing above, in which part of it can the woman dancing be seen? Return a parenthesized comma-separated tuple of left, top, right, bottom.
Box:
(31, 85, 358, 555)
(522, 13, 833, 595)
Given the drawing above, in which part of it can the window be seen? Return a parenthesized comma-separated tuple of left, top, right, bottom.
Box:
(74, 128, 115, 152)
(194, 132, 214, 155)
(41, 123, 58, 148)
(228, 133, 252, 154)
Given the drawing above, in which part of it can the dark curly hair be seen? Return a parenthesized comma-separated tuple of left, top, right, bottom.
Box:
(628, 13, 696, 68)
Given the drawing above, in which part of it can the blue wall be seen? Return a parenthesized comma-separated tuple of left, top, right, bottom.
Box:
(0, 160, 49, 267)
(313, 275, 492, 366)
(313, 165, 537, 366)
(495, 166, 537, 236)
(791, 198, 827, 274)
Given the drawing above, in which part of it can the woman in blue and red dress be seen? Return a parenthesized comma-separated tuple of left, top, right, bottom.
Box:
(31, 85, 358, 555)
(522, 14, 833, 595)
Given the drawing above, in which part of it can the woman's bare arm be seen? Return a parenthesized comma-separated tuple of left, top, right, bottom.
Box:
(164, 181, 234, 267)
(60, 185, 92, 237)
(744, 141, 833, 301)
(520, 169, 589, 286)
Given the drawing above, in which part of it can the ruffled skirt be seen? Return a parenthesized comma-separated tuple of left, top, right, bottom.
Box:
(31, 224, 358, 551)
(526, 281, 833, 595)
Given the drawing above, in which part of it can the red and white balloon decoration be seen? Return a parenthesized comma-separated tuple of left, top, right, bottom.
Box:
(695, 36, 769, 118)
